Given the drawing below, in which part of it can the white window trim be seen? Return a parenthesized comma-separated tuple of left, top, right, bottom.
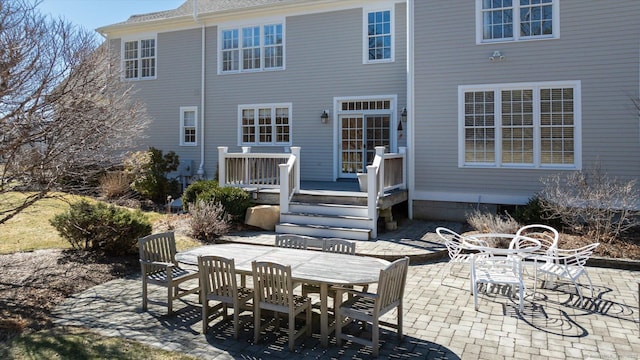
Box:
(475, 0, 560, 44)
(363, 6, 395, 64)
(458, 80, 582, 170)
(180, 106, 198, 146)
(121, 34, 158, 80)
(217, 19, 286, 75)
(237, 103, 292, 146)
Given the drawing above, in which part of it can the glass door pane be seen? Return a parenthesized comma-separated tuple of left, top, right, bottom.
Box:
(365, 115, 391, 164)
(340, 116, 364, 176)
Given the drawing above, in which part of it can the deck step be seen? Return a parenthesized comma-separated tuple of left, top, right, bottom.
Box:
(289, 202, 369, 217)
(275, 223, 371, 241)
(280, 212, 371, 229)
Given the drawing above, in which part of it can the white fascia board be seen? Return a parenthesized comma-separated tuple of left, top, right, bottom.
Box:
(412, 190, 531, 205)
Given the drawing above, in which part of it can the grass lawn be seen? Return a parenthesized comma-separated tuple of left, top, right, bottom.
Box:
(1, 327, 198, 360)
(0, 192, 200, 254)
(0, 192, 204, 359)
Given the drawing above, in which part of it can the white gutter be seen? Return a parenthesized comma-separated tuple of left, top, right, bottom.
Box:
(194, 0, 207, 178)
(407, 0, 415, 219)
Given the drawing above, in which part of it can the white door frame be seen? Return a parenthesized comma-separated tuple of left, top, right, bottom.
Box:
(332, 95, 398, 180)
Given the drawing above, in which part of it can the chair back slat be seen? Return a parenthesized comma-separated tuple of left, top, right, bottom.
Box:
(322, 238, 356, 255)
(138, 233, 177, 274)
(376, 257, 409, 312)
(275, 234, 310, 249)
(198, 255, 237, 298)
(253, 261, 293, 307)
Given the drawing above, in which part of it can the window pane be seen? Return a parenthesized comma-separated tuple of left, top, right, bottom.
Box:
(367, 10, 392, 61)
(464, 91, 496, 162)
(258, 108, 272, 143)
(540, 87, 574, 164)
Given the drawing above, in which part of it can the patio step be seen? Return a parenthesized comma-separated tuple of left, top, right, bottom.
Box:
(277, 202, 372, 240)
(275, 223, 371, 241)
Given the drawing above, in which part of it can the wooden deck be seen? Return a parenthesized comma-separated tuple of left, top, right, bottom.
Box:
(247, 180, 408, 209)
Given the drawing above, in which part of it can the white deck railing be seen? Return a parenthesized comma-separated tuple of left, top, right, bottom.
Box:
(364, 146, 407, 238)
(218, 145, 405, 240)
(218, 146, 300, 190)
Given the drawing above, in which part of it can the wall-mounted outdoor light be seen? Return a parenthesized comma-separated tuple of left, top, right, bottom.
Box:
(321, 110, 329, 124)
(489, 50, 505, 62)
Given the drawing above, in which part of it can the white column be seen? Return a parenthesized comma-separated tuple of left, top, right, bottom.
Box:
(217, 147, 228, 187)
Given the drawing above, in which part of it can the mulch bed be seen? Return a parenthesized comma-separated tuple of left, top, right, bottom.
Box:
(0, 249, 138, 342)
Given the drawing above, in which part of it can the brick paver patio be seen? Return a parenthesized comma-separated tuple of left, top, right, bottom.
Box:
(52, 221, 640, 359)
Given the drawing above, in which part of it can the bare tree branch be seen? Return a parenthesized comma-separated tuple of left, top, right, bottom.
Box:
(0, 0, 150, 224)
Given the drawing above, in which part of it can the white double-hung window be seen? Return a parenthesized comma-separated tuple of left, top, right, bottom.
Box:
(239, 103, 291, 146)
(123, 36, 156, 80)
(459, 81, 581, 169)
(180, 107, 197, 146)
(220, 22, 284, 73)
(476, 0, 559, 43)
(364, 8, 394, 63)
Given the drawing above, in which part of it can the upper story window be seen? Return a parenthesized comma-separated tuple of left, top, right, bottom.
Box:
(476, 0, 559, 44)
(364, 9, 394, 63)
(123, 37, 156, 80)
(458, 81, 581, 169)
(180, 106, 197, 146)
(239, 103, 291, 146)
(220, 23, 284, 74)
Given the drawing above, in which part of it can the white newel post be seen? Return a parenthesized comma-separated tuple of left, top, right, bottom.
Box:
(399, 146, 407, 189)
(291, 147, 301, 193)
(279, 163, 289, 213)
(218, 146, 228, 187)
(375, 146, 385, 198)
(367, 164, 378, 239)
(241, 147, 251, 184)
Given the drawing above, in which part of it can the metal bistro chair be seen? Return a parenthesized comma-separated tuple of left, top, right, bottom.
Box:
(252, 261, 312, 351)
(198, 255, 253, 338)
(138, 232, 199, 315)
(471, 252, 525, 312)
(436, 227, 490, 285)
(334, 257, 409, 357)
(536, 242, 600, 305)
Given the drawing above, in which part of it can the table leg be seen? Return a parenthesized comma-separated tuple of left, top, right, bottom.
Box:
(320, 283, 328, 347)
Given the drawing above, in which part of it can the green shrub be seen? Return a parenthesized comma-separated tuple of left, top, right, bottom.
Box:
(126, 147, 180, 204)
(197, 186, 252, 223)
(50, 200, 152, 255)
(182, 180, 219, 210)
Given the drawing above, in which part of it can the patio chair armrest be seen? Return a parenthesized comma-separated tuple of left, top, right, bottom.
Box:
(331, 285, 378, 300)
(140, 260, 175, 269)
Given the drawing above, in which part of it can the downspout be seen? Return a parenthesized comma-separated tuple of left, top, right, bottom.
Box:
(406, 0, 415, 219)
(194, 0, 207, 178)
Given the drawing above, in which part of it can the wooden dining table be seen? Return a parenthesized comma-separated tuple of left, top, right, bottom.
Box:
(175, 243, 390, 347)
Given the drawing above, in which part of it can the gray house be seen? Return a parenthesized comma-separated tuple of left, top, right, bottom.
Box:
(99, 0, 640, 235)
(409, 0, 640, 220)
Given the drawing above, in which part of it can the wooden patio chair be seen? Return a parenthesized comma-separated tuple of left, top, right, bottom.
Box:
(333, 257, 409, 357)
(274, 234, 311, 249)
(322, 238, 356, 254)
(138, 232, 199, 315)
(252, 261, 312, 351)
(198, 255, 253, 338)
(302, 238, 359, 301)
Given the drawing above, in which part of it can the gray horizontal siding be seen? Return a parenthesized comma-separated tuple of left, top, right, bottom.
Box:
(413, 0, 640, 203)
(117, 3, 407, 182)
